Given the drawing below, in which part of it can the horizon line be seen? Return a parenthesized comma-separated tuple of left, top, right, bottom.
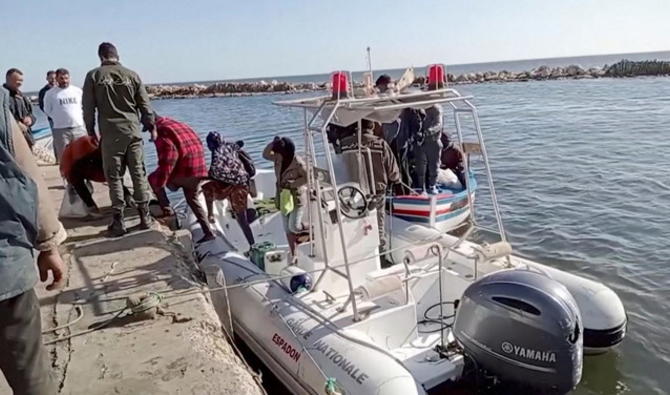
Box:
(150, 48, 670, 86)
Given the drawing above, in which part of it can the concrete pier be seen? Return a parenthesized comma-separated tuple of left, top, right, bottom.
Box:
(0, 163, 264, 395)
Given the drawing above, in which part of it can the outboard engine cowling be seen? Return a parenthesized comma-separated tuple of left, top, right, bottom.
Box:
(453, 269, 583, 394)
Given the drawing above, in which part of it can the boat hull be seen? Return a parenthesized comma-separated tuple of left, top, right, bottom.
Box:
(197, 247, 424, 395)
(388, 216, 627, 354)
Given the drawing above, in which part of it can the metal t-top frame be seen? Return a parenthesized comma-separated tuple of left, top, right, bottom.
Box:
(275, 87, 508, 322)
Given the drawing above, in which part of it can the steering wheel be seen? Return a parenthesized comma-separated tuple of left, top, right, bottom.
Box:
(337, 184, 369, 219)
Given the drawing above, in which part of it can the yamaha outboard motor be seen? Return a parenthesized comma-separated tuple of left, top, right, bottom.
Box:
(453, 270, 583, 394)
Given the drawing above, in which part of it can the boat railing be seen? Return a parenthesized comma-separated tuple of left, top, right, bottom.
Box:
(275, 89, 476, 120)
(275, 86, 512, 321)
(303, 99, 365, 321)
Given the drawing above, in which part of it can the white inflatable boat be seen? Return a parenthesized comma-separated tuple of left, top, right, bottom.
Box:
(188, 72, 626, 394)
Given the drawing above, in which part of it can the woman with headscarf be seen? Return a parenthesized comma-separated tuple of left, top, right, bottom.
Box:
(203, 131, 255, 246)
(262, 136, 308, 256)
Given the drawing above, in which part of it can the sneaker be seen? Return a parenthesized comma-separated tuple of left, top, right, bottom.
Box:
(428, 185, 439, 195)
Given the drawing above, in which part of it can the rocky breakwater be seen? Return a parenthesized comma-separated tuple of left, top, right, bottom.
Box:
(147, 80, 324, 99)
(145, 59, 670, 100)
(412, 59, 670, 85)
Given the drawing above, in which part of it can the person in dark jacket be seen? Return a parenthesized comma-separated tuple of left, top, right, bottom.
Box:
(412, 73, 447, 195)
(395, 108, 423, 193)
(374, 75, 401, 144)
(339, 119, 400, 258)
(0, 87, 66, 395)
(440, 132, 466, 188)
(38, 70, 57, 160)
(3, 68, 36, 149)
(83, 42, 156, 236)
(38, 70, 56, 114)
(412, 104, 443, 194)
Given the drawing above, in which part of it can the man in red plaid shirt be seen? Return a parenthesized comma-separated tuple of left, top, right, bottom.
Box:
(148, 115, 215, 241)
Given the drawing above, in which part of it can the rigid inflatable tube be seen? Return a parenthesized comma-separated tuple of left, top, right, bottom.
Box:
(207, 252, 424, 393)
(520, 261, 627, 353)
(217, 253, 416, 370)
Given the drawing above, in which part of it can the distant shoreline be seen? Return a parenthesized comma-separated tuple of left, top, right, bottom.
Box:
(143, 59, 669, 100)
(24, 59, 670, 102)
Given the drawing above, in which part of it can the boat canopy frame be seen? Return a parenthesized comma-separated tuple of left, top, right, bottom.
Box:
(275, 87, 509, 321)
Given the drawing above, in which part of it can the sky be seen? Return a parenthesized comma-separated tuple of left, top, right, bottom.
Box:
(2, 0, 669, 91)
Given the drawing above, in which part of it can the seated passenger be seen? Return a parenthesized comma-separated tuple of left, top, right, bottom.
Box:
(263, 136, 307, 257)
(339, 119, 400, 259)
(203, 132, 255, 246)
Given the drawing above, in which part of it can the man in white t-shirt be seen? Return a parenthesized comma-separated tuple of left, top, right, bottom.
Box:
(43, 68, 86, 162)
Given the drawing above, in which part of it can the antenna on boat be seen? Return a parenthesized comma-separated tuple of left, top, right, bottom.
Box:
(366, 46, 373, 80)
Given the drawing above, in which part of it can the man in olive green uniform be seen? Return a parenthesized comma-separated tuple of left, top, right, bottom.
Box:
(83, 42, 155, 236)
(339, 119, 400, 261)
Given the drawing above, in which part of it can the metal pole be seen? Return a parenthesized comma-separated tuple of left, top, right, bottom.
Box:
(367, 46, 373, 82)
(365, 147, 376, 197)
(436, 245, 446, 351)
(464, 100, 507, 242)
(304, 109, 315, 257)
(309, 110, 331, 291)
(357, 119, 366, 194)
(314, 102, 360, 321)
(451, 104, 477, 228)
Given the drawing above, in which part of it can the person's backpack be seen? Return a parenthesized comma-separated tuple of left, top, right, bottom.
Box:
(237, 148, 256, 178)
(209, 141, 249, 185)
(399, 108, 424, 146)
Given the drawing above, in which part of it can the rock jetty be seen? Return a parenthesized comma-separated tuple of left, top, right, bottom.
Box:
(146, 80, 324, 99)
(146, 59, 670, 99)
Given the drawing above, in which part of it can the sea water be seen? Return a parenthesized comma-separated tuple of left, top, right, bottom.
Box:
(34, 54, 670, 394)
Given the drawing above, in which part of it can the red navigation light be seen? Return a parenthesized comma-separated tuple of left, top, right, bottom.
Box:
(331, 71, 350, 99)
(427, 64, 446, 86)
